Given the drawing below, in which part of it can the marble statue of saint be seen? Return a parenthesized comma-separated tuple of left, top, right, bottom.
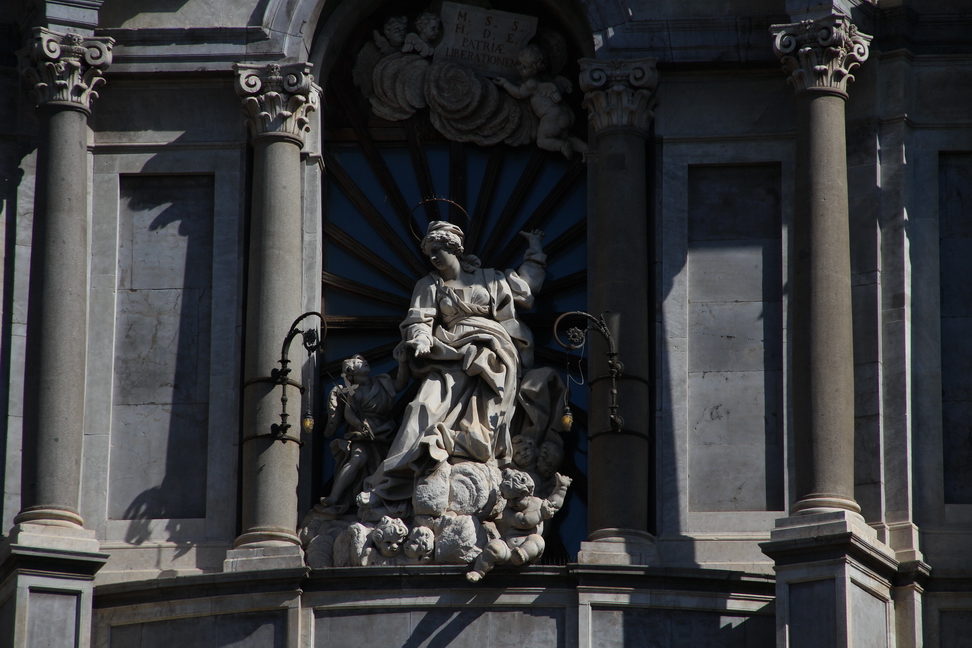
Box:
(320, 354, 410, 514)
(358, 221, 546, 516)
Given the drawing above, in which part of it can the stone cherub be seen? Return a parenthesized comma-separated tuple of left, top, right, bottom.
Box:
(466, 468, 572, 582)
(319, 354, 410, 515)
(374, 15, 408, 54)
(402, 12, 441, 58)
(493, 43, 586, 158)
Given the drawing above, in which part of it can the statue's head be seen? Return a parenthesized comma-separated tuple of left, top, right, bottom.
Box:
(404, 526, 435, 560)
(511, 435, 538, 470)
(537, 438, 564, 479)
(518, 44, 547, 75)
(500, 468, 535, 500)
(384, 16, 408, 45)
(371, 516, 409, 558)
(341, 354, 371, 385)
(415, 12, 441, 40)
(421, 221, 464, 257)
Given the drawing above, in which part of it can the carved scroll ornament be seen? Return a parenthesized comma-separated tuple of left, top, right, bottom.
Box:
(234, 63, 320, 145)
(18, 28, 114, 112)
(771, 14, 871, 96)
(578, 58, 658, 133)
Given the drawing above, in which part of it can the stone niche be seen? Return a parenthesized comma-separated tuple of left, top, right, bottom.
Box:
(300, 0, 589, 582)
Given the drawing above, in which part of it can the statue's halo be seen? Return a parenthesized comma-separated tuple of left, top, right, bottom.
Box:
(409, 197, 472, 241)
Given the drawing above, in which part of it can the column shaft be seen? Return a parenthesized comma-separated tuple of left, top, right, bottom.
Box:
(239, 136, 305, 546)
(577, 58, 659, 563)
(791, 92, 858, 513)
(14, 28, 112, 529)
(20, 106, 90, 525)
(230, 63, 318, 560)
(588, 128, 650, 536)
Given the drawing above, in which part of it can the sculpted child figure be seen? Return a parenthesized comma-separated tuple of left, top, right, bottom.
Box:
(363, 516, 410, 565)
(374, 15, 408, 54)
(466, 468, 572, 582)
(494, 44, 586, 158)
(404, 526, 436, 564)
(320, 354, 410, 514)
(402, 12, 440, 57)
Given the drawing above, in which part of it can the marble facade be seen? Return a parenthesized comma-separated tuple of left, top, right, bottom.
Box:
(1, 0, 971, 646)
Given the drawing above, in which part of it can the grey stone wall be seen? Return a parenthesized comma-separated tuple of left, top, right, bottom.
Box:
(108, 611, 286, 648)
(938, 152, 972, 504)
(686, 163, 783, 513)
(108, 174, 214, 523)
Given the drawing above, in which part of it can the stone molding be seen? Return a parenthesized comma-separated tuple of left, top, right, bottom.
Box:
(17, 27, 114, 112)
(771, 14, 871, 96)
(234, 62, 319, 146)
(578, 58, 658, 133)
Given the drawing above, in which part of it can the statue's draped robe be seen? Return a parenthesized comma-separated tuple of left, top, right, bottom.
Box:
(364, 252, 545, 506)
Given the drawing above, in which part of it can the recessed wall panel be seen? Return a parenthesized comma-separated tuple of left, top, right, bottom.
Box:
(108, 175, 214, 521)
(687, 164, 783, 512)
(940, 153, 972, 503)
(315, 607, 564, 647)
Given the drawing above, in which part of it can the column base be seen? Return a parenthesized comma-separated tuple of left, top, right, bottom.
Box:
(760, 511, 899, 648)
(223, 544, 305, 572)
(4, 521, 101, 555)
(576, 528, 660, 566)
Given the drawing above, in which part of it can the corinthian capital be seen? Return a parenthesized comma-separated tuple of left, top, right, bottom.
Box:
(578, 58, 658, 134)
(771, 14, 871, 96)
(234, 63, 319, 146)
(18, 28, 114, 112)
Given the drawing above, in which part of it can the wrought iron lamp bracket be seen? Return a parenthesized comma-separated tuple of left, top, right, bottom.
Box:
(553, 310, 625, 432)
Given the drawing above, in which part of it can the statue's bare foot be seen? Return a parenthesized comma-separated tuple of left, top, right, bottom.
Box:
(466, 570, 484, 583)
(511, 547, 528, 565)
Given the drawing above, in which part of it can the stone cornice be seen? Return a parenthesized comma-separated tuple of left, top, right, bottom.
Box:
(578, 58, 658, 134)
(771, 14, 871, 96)
(17, 27, 114, 113)
(234, 62, 319, 146)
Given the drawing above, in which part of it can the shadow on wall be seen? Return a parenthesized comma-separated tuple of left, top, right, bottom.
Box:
(599, 604, 776, 647)
(98, 0, 193, 29)
(113, 174, 214, 558)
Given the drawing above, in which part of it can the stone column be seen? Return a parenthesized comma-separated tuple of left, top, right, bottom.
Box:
(575, 58, 659, 565)
(1, 27, 112, 648)
(224, 63, 318, 571)
(13, 27, 112, 538)
(773, 15, 870, 517)
(760, 16, 900, 648)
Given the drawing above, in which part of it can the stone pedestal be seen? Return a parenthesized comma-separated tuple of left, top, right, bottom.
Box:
(761, 512, 898, 648)
(764, 15, 906, 647)
(227, 63, 318, 570)
(577, 58, 659, 565)
(2, 27, 113, 648)
(0, 537, 108, 648)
